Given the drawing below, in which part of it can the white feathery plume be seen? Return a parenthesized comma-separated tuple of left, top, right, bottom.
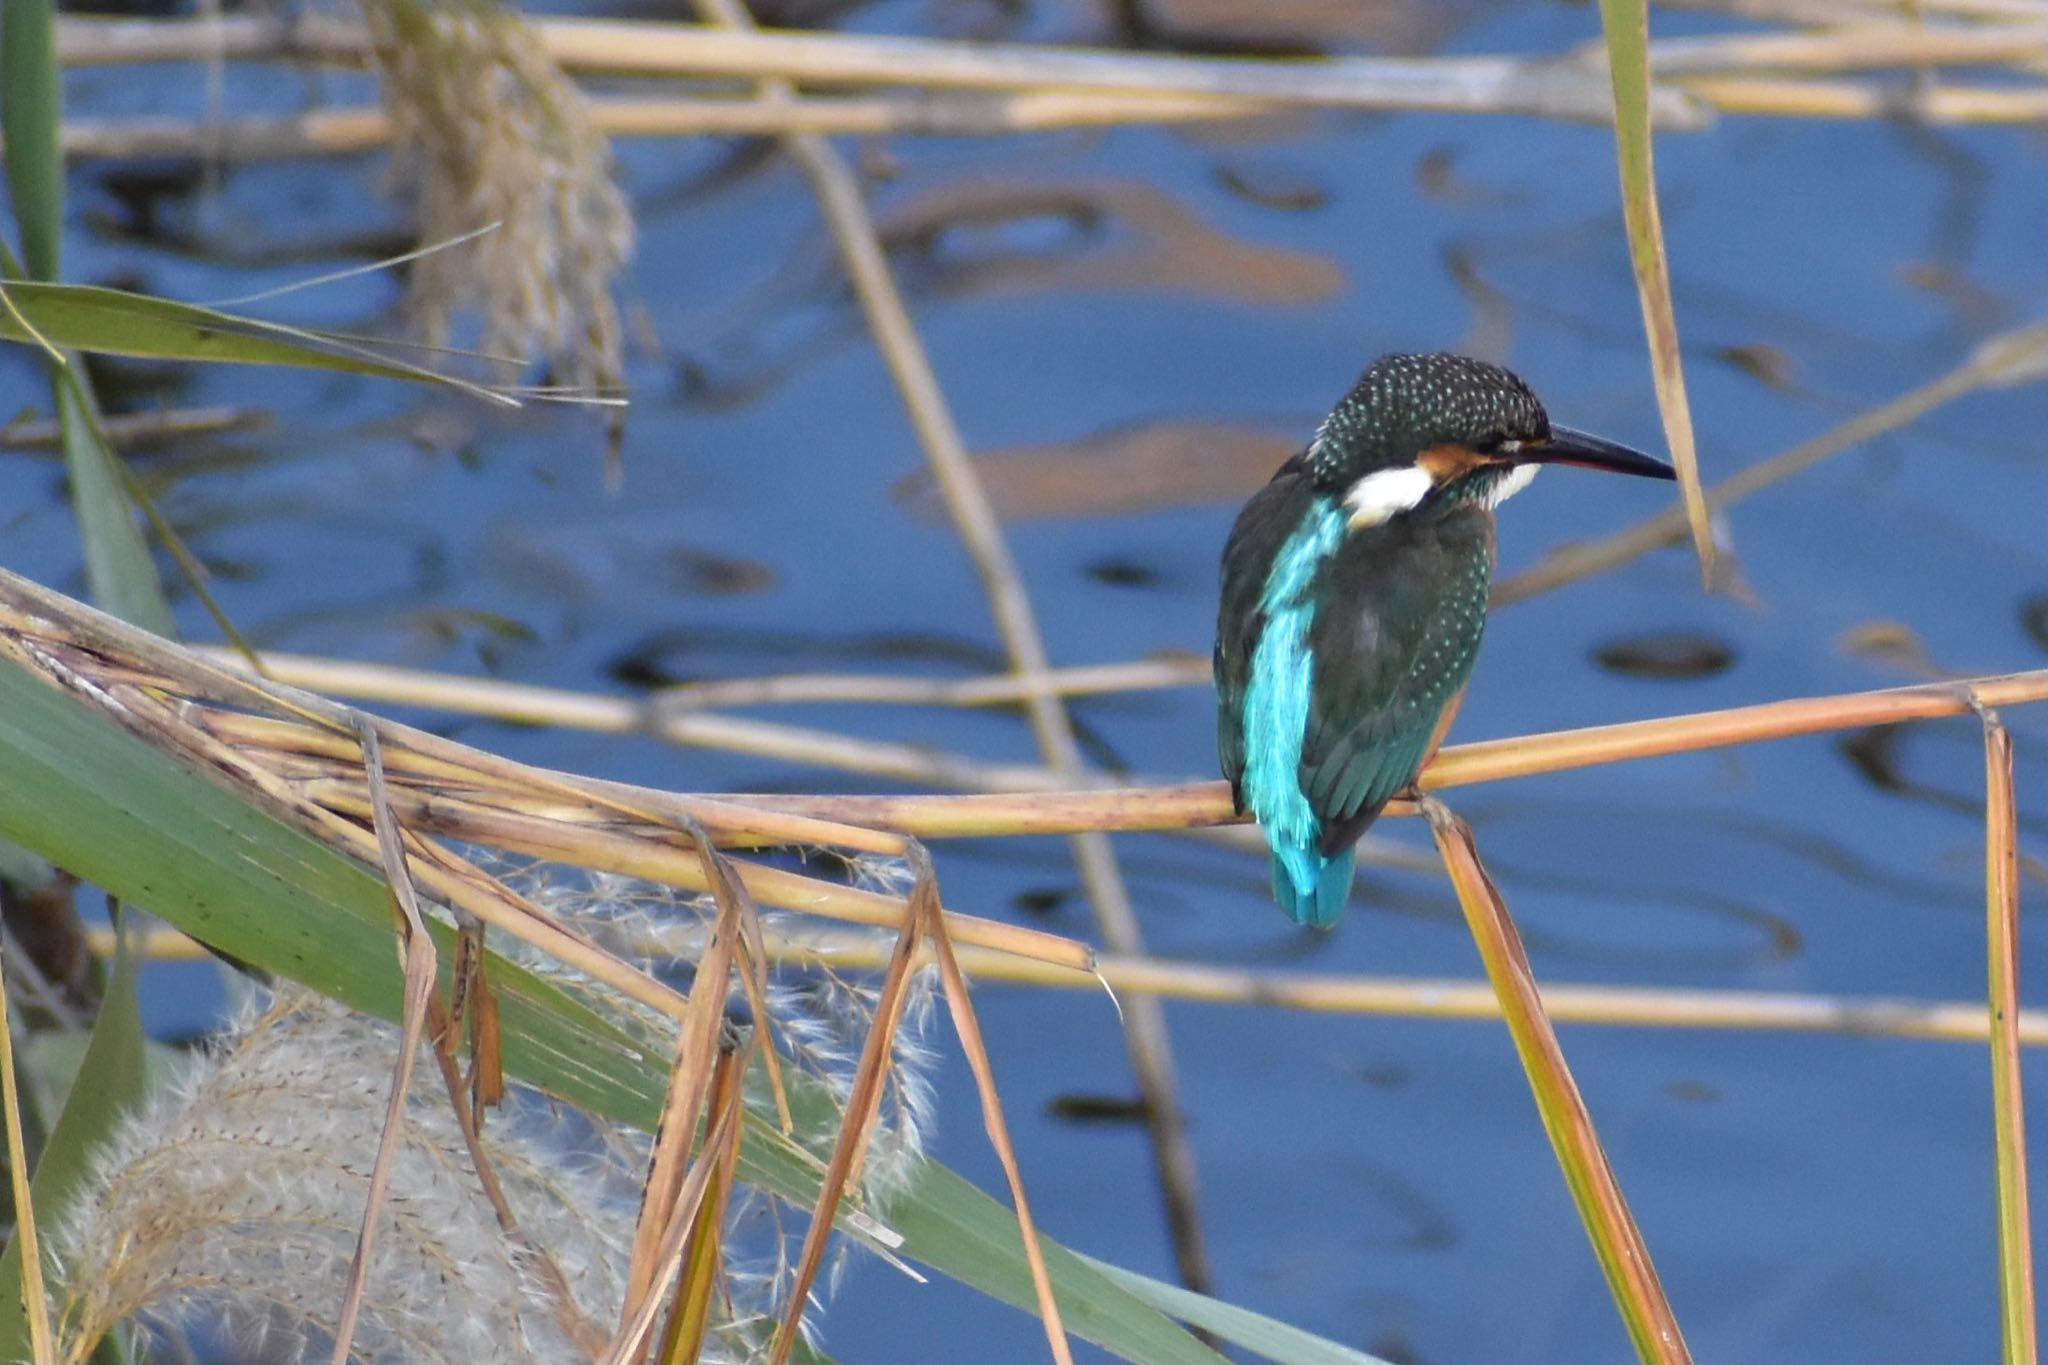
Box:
(50, 852, 940, 1363)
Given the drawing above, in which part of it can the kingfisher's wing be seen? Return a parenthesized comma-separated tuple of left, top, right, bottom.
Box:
(1300, 510, 1494, 857)
(1215, 461, 1314, 811)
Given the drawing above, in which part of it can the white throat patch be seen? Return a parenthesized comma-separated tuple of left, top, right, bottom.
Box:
(1342, 465, 1433, 529)
(1486, 462, 1540, 508)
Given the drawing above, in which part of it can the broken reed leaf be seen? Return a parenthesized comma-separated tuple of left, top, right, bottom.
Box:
(766, 887, 925, 1365)
(657, 1036, 748, 1364)
(1596, 0, 1714, 588)
(621, 825, 742, 1321)
(331, 720, 445, 1365)
(1423, 798, 1689, 1364)
(599, 1077, 745, 1365)
(911, 844, 1074, 1365)
(1982, 717, 2036, 1365)
(0, 279, 522, 404)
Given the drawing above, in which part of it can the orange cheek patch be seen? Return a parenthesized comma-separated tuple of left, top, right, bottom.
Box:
(1416, 443, 1493, 483)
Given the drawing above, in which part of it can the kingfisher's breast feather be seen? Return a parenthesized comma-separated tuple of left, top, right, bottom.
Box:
(1299, 509, 1494, 849)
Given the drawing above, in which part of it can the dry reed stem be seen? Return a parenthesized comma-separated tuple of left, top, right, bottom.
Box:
(191, 646, 1064, 794)
(1982, 716, 2037, 1363)
(445, 906, 507, 1115)
(0, 577, 1091, 972)
(768, 882, 923, 1365)
(51, 91, 1261, 160)
(294, 776, 1089, 970)
(0, 404, 262, 450)
(1422, 669, 2048, 790)
(728, 670, 2048, 836)
(193, 701, 914, 859)
(332, 720, 443, 1365)
(1673, 74, 2048, 120)
(0, 937, 54, 1365)
(49, 71, 2048, 165)
(648, 657, 1208, 712)
(169, 702, 1079, 970)
(1424, 797, 1689, 1364)
(169, 644, 912, 859)
(191, 647, 2048, 825)
(83, 923, 2048, 1044)
(62, 12, 2048, 128)
(1650, 21, 2048, 72)
(693, 0, 1214, 1292)
(0, 587, 702, 1024)
(49, 15, 1703, 126)
(910, 847, 1073, 1364)
(1665, 0, 2048, 22)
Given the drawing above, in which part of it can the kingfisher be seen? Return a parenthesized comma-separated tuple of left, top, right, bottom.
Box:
(1216, 352, 1675, 927)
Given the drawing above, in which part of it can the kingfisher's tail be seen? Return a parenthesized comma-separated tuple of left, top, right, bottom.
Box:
(1271, 845, 1356, 929)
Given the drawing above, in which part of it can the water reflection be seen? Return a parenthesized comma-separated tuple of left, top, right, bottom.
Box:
(677, 177, 1341, 408)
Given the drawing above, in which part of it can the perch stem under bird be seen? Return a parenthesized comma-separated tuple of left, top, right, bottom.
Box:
(1215, 353, 1675, 927)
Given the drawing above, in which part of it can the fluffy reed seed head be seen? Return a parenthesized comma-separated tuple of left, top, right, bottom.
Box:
(53, 987, 641, 1363)
(357, 0, 632, 395)
(51, 855, 940, 1363)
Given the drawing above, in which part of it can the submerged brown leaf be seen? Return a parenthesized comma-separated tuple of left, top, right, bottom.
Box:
(879, 176, 1343, 305)
(897, 418, 1296, 522)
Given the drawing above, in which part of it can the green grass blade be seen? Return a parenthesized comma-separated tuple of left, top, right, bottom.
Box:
(53, 374, 173, 634)
(1595, 0, 1713, 587)
(0, 913, 147, 1360)
(0, 281, 519, 404)
(1, 0, 62, 280)
(2, 0, 173, 633)
(1082, 1254, 1395, 1365)
(879, 1161, 1226, 1365)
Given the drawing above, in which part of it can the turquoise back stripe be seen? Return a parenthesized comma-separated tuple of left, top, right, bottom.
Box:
(1241, 497, 1344, 899)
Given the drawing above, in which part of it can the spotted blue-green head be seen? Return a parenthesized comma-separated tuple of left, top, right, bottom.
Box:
(1217, 353, 1674, 927)
(1303, 352, 1673, 524)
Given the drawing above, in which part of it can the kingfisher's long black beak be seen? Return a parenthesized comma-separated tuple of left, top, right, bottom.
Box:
(1519, 426, 1675, 480)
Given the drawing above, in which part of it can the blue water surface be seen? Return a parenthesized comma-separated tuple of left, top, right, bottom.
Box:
(3, 1, 2045, 1360)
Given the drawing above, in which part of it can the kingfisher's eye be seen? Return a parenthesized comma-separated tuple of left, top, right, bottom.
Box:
(1474, 431, 1510, 454)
